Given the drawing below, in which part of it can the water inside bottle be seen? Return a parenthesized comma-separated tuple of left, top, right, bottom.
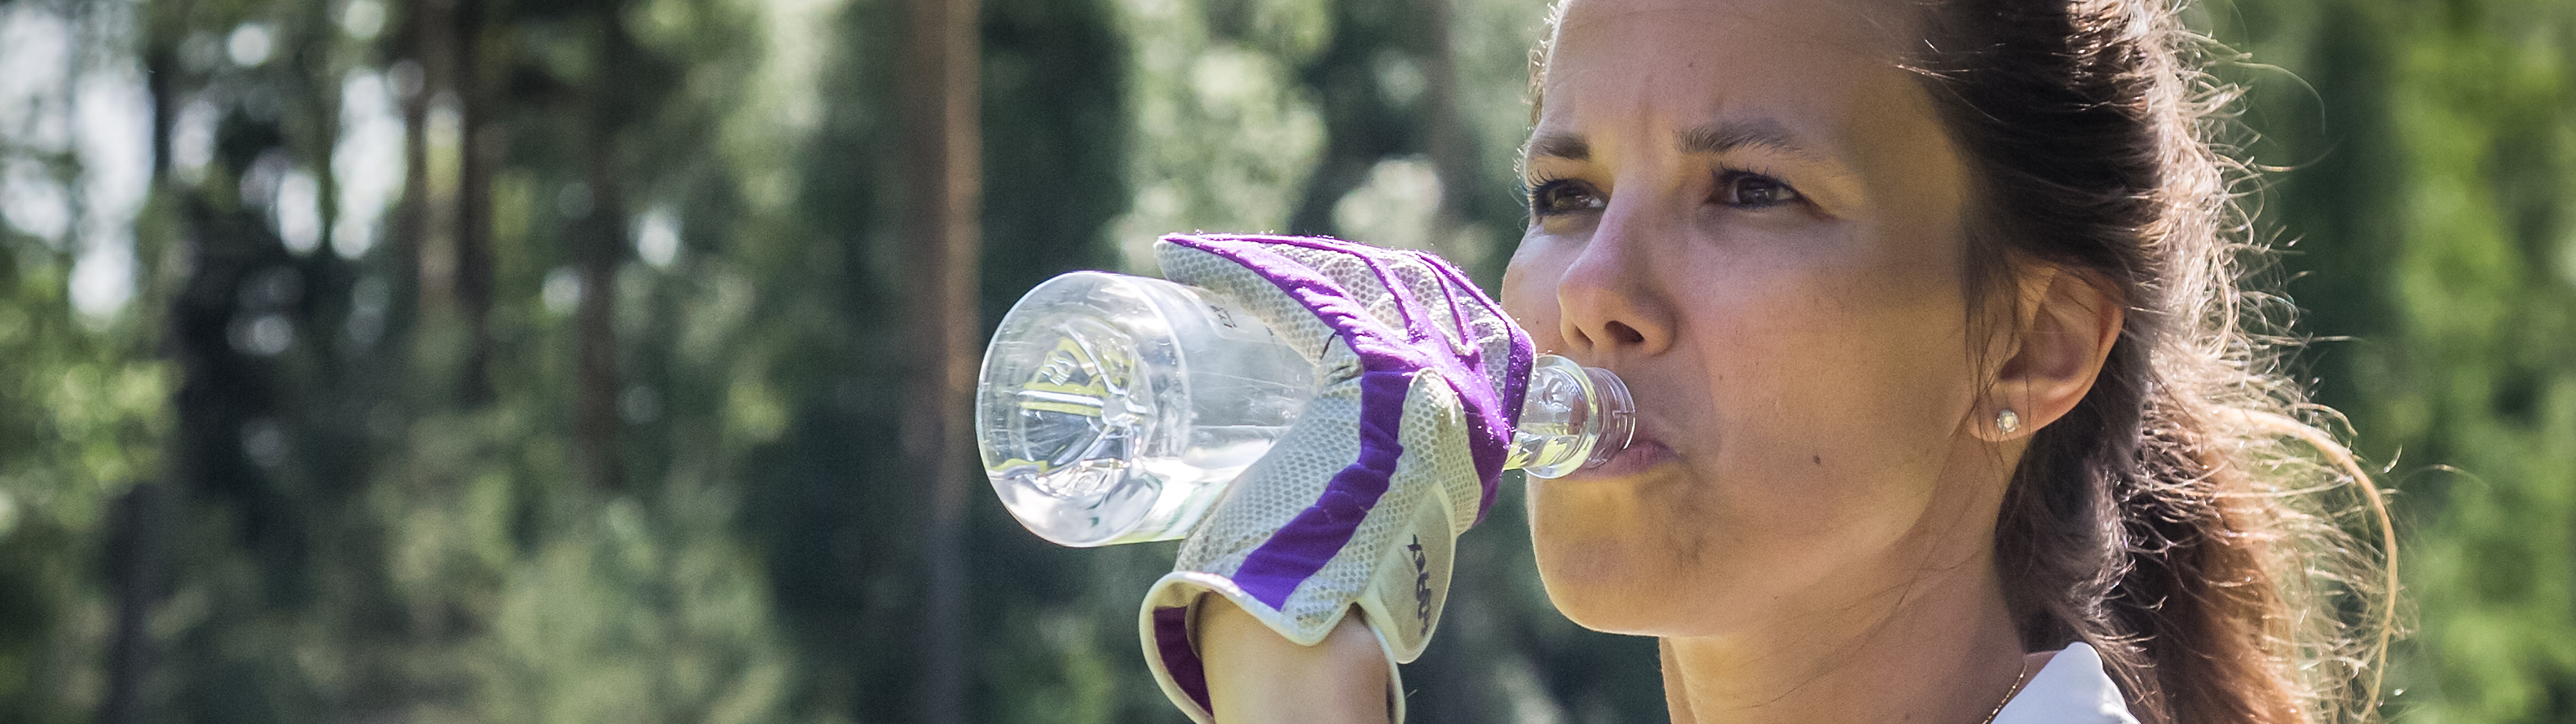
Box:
(979, 272, 1314, 546)
(978, 271, 1634, 547)
(992, 320, 1140, 499)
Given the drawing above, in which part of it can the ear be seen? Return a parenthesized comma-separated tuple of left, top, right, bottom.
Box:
(1974, 268, 2124, 442)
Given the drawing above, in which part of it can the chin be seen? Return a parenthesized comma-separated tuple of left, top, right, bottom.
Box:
(1533, 550, 1747, 637)
(1526, 466, 1767, 638)
(1538, 567, 1672, 635)
(1528, 509, 1730, 637)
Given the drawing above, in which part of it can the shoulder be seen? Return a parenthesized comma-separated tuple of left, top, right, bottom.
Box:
(1991, 642, 2142, 724)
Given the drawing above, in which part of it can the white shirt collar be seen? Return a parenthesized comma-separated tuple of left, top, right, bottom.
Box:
(1991, 642, 2142, 724)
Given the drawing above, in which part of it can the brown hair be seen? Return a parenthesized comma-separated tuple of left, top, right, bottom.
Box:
(1527, 1, 2397, 722)
(1906, 0, 2395, 722)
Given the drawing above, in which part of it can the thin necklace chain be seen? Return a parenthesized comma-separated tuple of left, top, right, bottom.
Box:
(1978, 656, 2036, 724)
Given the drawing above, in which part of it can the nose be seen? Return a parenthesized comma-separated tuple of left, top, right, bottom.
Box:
(1555, 199, 1676, 360)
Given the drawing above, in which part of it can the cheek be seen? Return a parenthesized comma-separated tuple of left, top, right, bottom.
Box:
(1682, 248, 1979, 539)
(1513, 214, 1983, 632)
(1537, 248, 1979, 628)
(1716, 269, 1970, 457)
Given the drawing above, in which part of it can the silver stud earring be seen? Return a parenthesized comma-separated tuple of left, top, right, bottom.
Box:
(1996, 408, 2021, 435)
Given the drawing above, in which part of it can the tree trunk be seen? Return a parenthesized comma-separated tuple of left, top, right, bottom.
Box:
(409, 0, 459, 316)
(573, 13, 629, 492)
(453, 0, 501, 405)
(900, 0, 981, 719)
(390, 1, 435, 339)
(99, 483, 164, 724)
(104, 11, 191, 718)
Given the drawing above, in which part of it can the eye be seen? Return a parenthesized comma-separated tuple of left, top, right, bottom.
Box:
(1714, 170, 1802, 210)
(1528, 178, 1606, 218)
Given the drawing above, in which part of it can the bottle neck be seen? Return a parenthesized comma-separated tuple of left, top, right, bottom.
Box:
(1506, 355, 1634, 479)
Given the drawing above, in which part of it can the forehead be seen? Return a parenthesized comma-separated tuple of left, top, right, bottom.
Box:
(1536, 0, 1934, 154)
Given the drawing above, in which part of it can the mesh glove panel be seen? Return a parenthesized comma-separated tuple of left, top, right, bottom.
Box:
(1136, 234, 1532, 723)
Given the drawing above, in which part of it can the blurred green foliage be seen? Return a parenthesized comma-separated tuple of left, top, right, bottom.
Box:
(2207, 0, 2576, 720)
(0, 0, 2569, 722)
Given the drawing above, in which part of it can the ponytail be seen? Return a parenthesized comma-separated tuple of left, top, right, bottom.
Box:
(1913, 1, 2397, 721)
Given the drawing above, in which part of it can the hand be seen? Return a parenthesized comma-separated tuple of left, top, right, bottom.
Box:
(1136, 234, 1531, 724)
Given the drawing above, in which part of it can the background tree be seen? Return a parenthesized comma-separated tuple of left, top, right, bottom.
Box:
(0, 0, 2569, 722)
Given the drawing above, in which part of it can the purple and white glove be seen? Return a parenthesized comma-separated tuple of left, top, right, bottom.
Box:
(1138, 234, 1533, 723)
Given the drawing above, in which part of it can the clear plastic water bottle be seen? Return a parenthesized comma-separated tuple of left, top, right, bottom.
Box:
(976, 272, 1634, 547)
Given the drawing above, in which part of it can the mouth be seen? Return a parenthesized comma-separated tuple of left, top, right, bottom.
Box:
(1567, 419, 1678, 480)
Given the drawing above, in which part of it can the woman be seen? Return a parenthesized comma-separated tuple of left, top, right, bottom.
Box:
(1161, 0, 2395, 722)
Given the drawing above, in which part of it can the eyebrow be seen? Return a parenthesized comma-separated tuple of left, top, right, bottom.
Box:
(1526, 133, 1589, 161)
(1523, 117, 1824, 165)
(1678, 117, 1813, 157)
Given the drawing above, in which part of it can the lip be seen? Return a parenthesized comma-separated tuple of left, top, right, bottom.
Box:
(1565, 421, 1677, 480)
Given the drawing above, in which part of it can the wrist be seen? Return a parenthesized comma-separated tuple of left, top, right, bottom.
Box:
(1200, 598, 1393, 724)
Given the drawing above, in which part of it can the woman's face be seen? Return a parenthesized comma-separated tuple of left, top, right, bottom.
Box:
(1502, 0, 2009, 636)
